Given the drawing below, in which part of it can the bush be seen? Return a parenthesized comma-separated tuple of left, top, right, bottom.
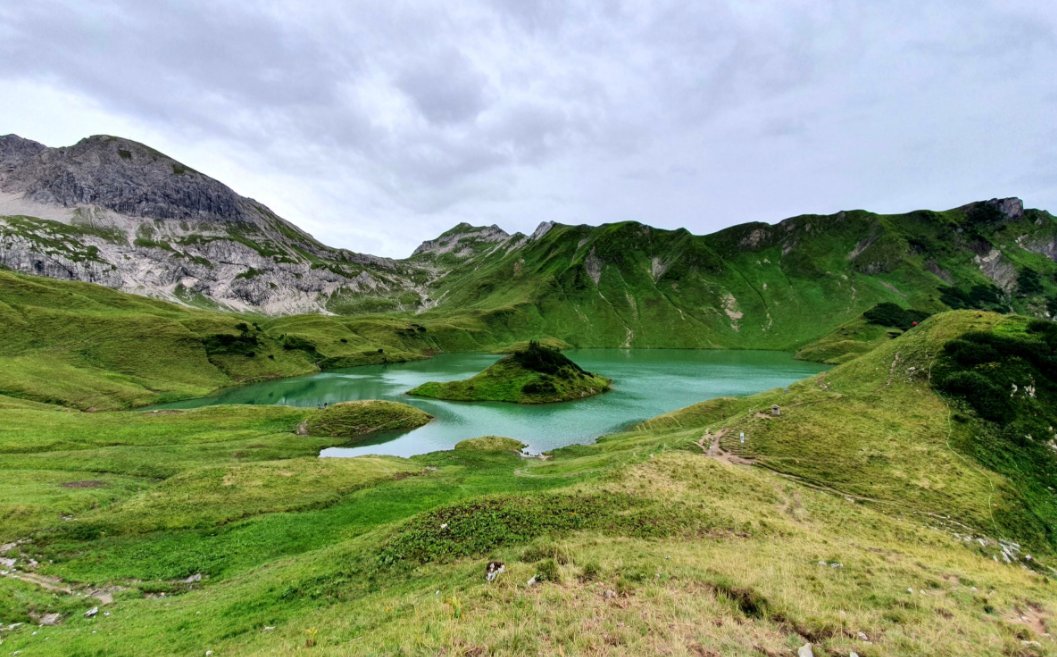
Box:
(1017, 268, 1044, 296)
(513, 341, 585, 376)
(862, 302, 931, 330)
(202, 332, 260, 357)
(535, 558, 561, 583)
(579, 561, 602, 582)
(935, 371, 1013, 423)
(940, 284, 1005, 311)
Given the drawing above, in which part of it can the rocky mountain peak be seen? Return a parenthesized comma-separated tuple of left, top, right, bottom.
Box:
(0, 134, 254, 224)
(958, 197, 1024, 222)
(412, 223, 511, 260)
(0, 134, 47, 172)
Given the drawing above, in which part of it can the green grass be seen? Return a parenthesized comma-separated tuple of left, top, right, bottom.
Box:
(454, 436, 527, 453)
(304, 400, 432, 440)
(410, 343, 611, 403)
(2, 258, 1057, 655)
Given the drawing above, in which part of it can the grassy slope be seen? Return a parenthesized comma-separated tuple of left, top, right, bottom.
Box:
(423, 206, 1057, 350)
(0, 269, 509, 410)
(1, 313, 1055, 655)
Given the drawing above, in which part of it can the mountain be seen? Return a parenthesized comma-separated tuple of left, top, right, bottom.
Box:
(3, 134, 1057, 352)
(0, 134, 420, 313)
(423, 199, 1057, 349)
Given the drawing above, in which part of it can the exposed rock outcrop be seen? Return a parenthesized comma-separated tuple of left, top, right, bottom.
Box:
(0, 134, 421, 314)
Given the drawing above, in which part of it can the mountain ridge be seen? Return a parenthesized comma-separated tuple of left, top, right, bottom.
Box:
(2, 134, 1056, 350)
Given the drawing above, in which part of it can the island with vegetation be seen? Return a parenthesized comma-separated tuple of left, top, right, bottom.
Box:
(408, 341, 611, 403)
(299, 400, 433, 442)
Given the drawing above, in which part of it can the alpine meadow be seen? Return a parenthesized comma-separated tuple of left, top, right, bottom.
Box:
(3, 3, 1057, 656)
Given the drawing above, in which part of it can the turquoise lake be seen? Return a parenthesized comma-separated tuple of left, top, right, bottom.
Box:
(158, 350, 827, 457)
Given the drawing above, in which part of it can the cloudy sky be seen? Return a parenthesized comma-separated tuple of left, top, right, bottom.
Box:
(1, 1, 1055, 257)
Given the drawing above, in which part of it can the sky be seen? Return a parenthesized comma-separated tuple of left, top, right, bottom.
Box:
(1, 1, 1056, 258)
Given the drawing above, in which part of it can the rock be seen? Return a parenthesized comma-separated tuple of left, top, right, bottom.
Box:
(0, 134, 425, 315)
(856, 631, 869, 641)
(84, 607, 99, 618)
(798, 643, 814, 657)
(485, 561, 505, 583)
(183, 573, 203, 584)
(205, 651, 214, 657)
(526, 575, 538, 587)
(603, 589, 617, 600)
(38, 613, 62, 626)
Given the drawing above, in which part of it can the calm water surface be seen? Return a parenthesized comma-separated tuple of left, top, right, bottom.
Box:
(158, 350, 826, 457)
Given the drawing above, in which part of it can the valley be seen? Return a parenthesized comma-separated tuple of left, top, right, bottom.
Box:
(0, 134, 1056, 656)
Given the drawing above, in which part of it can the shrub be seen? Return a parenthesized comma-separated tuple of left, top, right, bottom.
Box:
(535, 558, 561, 583)
(940, 284, 1005, 311)
(862, 302, 931, 330)
(579, 561, 602, 581)
(1017, 268, 1044, 296)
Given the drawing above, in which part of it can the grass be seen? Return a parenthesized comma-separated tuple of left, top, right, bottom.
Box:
(304, 400, 432, 440)
(1, 258, 1057, 654)
(409, 343, 611, 403)
(454, 436, 527, 453)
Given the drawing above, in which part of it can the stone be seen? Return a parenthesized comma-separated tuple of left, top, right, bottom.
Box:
(798, 643, 814, 657)
(84, 607, 99, 618)
(485, 561, 505, 582)
(38, 613, 62, 626)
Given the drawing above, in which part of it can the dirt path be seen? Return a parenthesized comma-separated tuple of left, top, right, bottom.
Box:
(697, 429, 755, 465)
(1, 554, 120, 605)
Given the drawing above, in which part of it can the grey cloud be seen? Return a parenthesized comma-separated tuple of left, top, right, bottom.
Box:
(1, 0, 1056, 257)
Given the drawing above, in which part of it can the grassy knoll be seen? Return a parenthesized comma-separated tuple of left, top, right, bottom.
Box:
(1, 311, 1056, 655)
(303, 401, 432, 440)
(409, 342, 611, 403)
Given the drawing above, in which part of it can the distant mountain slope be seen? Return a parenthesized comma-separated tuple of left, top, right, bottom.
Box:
(0, 134, 421, 313)
(422, 199, 1057, 348)
(2, 133, 1056, 350)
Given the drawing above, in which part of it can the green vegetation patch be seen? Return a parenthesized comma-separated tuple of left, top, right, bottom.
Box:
(453, 436, 527, 453)
(863, 302, 931, 330)
(303, 400, 432, 439)
(378, 492, 717, 566)
(58, 456, 421, 536)
(931, 318, 1057, 549)
(410, 341, 611, 403)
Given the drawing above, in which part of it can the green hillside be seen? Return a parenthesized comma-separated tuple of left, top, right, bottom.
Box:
(423, 201, 1057, 349)
(0, 311, 1055, 655)
(0, 269, 504, 409)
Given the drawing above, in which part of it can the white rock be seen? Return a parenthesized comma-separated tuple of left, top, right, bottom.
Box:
(798, 643, 814, 657)
(84, 607, 99, 618)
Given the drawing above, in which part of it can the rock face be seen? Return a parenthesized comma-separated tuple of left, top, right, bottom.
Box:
(0, 134, 419, 314)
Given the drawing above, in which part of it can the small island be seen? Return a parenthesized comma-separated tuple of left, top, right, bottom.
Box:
(299, 400, 433, 443)
(408, 341, 611, 404)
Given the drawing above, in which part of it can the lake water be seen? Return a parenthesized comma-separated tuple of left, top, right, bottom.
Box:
(158, 350, 826, 457)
